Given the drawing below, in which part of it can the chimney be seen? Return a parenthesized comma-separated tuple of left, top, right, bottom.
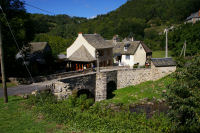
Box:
(78, 32, 83, 36)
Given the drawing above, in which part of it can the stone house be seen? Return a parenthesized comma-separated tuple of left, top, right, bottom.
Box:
(16, 42, 53, 75)
(16, 42, 52, 64)
(66, 33, 114, 71)
(112, 39, 152, 67)
(185, 9, 200, 24)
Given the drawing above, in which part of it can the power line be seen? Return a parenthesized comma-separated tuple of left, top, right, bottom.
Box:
(0, 5, 43, 101)
(25, 3, 55, 15)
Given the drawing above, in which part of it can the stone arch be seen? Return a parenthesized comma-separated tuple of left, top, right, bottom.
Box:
(107, 81, 117, 99)
(77, 89, 94, 99)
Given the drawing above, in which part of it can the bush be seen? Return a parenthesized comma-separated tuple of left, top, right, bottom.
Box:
(26, 92, 172, 132)
(166, 55, 200, 132)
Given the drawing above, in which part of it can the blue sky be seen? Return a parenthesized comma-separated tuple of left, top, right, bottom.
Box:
(24, 0, 127, 18)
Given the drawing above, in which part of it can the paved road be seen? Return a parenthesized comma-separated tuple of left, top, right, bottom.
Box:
(0, 83, 48, 97)
(0, 67, 126, 98)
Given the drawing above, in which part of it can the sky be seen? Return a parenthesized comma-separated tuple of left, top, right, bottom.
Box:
(24, 0, 127, 18)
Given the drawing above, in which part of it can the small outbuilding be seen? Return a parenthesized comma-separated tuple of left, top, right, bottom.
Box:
(151, 58, 176, 73)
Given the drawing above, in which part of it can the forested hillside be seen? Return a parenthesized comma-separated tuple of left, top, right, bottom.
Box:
(1, 0, 200, 76)
(79, 0, 200, 39)
(31, 0, 200, 53)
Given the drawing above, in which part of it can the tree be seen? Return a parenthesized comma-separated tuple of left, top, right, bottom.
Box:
(166, 55, 200, 132)
(0, 0, 35, 76)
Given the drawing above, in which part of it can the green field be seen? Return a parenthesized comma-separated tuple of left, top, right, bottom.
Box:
(152, 51, 172, 58)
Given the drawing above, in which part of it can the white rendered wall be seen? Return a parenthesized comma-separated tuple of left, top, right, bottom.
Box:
(67, 34, 96, 58)
(121, 55, 134, 67)
(134, 44, 146, 66)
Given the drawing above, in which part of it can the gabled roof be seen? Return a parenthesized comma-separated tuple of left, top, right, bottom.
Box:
(141, 42, 152, 53)
(186, 11, 200, 21)
(114, 41, 140, 55)
(151, 58, 176, 67)
(113, 41, 151, 55)
(83, 34, 114, 49)
(29, 42, 49, 54)
(68, 45, 96, 62)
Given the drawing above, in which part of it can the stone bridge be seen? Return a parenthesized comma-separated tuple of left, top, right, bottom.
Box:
(52, 66, 176, 101)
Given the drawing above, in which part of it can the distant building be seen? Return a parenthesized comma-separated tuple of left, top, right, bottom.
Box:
(66, 33, 114, 71)
(112, 38, 152, 67)
(16, 42, 52, 65)
(185, 10, 200, 24)
(16, 42, 52, 75)
(151, 58, 176, 73)
(151, 58, 176, 67)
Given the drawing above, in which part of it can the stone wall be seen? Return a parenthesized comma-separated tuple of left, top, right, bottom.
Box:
(53, 73, 96, 99)
(117, 67, 176, 89)
(52, 66, 176, 101)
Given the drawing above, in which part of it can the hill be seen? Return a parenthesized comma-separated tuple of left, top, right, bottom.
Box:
(31, 0, 200, 53)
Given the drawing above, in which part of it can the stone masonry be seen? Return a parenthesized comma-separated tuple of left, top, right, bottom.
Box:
(52, 66, 176, 101)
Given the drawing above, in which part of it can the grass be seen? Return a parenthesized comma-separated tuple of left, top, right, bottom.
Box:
(152, 51, 173, 58)
(0, 75, 174, 132)
(0, 82, 17, 88)
(106, 75, 174, 104)
(0, 96, 66, 133)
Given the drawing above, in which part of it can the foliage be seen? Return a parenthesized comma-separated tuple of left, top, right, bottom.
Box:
(169, 22, 200, 56)
(27, 92, 172, 133)
(33, 33, 74, 56)
(0, 0, 35, 76)
(166, 55, 200, 132)
(29, 0, 200, 52)
(0, 96, 64, 133)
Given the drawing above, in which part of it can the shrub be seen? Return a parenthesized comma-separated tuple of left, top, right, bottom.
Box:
(26, 92, 172, 132)
(166, 55, 200, 132)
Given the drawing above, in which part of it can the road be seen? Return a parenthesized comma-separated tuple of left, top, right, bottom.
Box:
(0, 67, 126, 98)
(0, 83, 48, 98)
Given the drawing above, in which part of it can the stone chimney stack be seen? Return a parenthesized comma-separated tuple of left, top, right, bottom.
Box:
(78, 32, 83, 36)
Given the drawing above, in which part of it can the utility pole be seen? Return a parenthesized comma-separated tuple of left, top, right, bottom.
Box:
(165, 28, 168, 58)
(180, 41, 187, 57)
(0, 23, 8, 103)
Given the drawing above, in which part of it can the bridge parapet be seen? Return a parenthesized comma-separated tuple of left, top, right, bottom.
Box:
(51, 66, 176, 101)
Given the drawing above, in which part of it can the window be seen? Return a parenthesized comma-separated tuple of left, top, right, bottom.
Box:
(124, 47, 128, 51)
(124, 43, 130, 51)
(126, 55, 130, 60)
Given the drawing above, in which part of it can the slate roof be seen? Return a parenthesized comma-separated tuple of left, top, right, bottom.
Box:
(141, 42, 152, 53)
(68, 45, 96, 62)
(29, 42, 49, 54)
(186, 11, 200, 20)
(83, 34, 114, 49)
(151, 58, 176, 67)
(113, 41, 151, 55)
